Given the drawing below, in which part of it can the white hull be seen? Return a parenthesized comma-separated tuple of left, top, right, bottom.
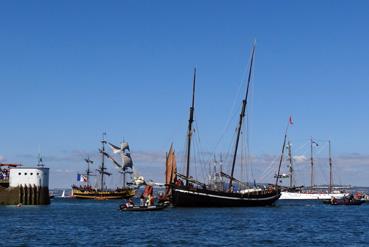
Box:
(280, 191, 348, 200)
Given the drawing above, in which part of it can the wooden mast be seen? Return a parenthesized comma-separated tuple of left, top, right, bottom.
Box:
(100, 132, 107, 191)
(123, 170, 126, 188)
(329, 140, 333, 193)
(85, 156, 93, 187)
(310, 137, 314, 189)
(229, 44, 255, 191)
(185, 68, 196, 186)
(287, 141, 294, 188)
(275, 122, 290, 186)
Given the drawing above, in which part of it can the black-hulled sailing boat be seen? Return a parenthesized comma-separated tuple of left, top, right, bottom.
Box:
(72, 134, 136, 200)
(170, 44, 281, 207)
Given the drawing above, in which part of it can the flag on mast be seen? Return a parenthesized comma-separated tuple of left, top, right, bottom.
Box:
(77, 173, 88, 182)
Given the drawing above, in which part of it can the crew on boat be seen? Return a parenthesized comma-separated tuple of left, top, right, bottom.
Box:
(125, 198, 134, 208)
(140, 185, 155, 207)
(140, 195, 145, 206)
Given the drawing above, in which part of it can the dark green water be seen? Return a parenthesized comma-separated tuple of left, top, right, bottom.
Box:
(1, 198, 368, 246)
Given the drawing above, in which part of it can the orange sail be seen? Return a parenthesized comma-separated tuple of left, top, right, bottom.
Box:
(165, 144, 177, 185)
(163, 144, 177, 200)
(143, 185, 153, 197)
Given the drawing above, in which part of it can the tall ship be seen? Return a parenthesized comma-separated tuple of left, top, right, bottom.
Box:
(169, 44, 281, 207)
(279, 138, 348, 200)
(72, 134, 136, 200)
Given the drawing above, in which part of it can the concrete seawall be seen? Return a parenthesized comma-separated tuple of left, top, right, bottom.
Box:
(0, 185, 50, 205)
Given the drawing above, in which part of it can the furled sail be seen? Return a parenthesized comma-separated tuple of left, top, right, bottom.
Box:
(84, 158, 93, 164)
(96, 168, 112, 176)
(165, 144, 177, 185)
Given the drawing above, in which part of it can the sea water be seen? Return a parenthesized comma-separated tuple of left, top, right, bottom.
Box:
(0, 199, 368, 246)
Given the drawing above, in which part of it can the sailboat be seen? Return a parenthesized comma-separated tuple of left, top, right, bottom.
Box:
(169, 44, 281, 207)
(162, 144, 176, 202)
(280, 139, 348, 200)
(72, 134, 136, 200)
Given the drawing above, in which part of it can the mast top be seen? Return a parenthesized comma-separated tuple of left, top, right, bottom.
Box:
(101, 132, 107, 144)
(37, 153, 44, 167)
(244, 43, 255, 109)
(191, 67, 196, 109)
(228, 43, 256, 190)
(185, 68, 197, 186)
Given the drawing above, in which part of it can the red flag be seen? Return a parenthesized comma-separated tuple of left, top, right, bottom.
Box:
(289, 116, 294, 125)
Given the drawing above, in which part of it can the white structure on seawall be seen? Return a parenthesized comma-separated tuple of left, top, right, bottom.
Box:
(9, 167, 49, 188)
(0, 166, 50, 205)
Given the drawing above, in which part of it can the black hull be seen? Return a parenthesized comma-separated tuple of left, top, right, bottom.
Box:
(172, 186, 280, 207)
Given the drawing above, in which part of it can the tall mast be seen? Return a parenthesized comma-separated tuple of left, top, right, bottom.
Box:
(37, 152, 44, 167)
(185, 68, 196, 186)
(229, 44, 255, 191)
(100, 132, 107, 191)
(123, 170, 126, 188)
(287, 141, 294, 188)
(87, 158, 90, 186)
(275, 123, 290, 187)
(310, 137, 314, 189)
(329, 140, 333, 193)
(85, 156, 93, 186)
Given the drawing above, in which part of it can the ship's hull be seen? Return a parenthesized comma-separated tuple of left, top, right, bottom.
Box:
(72, 188, 135, 200)
(172, 186, 280, 207)
(280, 191, 348, 200)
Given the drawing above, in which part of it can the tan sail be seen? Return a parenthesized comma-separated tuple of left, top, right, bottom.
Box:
(165, 144, 177, 185)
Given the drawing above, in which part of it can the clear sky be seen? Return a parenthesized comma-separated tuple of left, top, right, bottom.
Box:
(1, 1, 369, 187)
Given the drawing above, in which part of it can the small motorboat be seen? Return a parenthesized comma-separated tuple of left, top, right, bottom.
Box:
(322, 198, 365, 206)
(120, 203, 169, 211)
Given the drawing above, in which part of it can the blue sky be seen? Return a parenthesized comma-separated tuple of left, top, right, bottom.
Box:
(1, 1, 369, 187)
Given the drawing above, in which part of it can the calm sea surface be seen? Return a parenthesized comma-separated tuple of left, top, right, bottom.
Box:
(1, 198, 368, 246)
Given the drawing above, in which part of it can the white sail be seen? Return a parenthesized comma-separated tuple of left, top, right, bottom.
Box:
(106, 141, 133, 171)
(99, 149, 123, 169)
(121, 153, 133, 170)
(120, 142, 130, 152)
(133, 176, 146, 186)
(108, 142, 130, 154)
(108, 142, 121, 154)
